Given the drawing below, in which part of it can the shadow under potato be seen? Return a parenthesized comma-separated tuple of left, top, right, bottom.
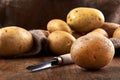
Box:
(114, 48, 120, 57)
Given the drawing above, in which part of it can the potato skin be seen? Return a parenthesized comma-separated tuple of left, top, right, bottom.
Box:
(48, 31, 76, 55)
(71, 33, 114, 70)
(47, 19, 72, 33)
(67, 7, 105, 33)
(0, 26, 33, 57)
(90, 28, 108, 37)
(113, 28, 120, 39)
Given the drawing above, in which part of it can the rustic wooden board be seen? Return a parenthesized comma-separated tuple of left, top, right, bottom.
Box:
(0, 56, 120, 80)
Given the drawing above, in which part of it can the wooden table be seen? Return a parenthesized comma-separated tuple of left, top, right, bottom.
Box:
(0, 55, 120, 80)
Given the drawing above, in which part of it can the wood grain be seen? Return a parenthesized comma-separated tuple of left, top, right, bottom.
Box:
(0, 56, 120, 80)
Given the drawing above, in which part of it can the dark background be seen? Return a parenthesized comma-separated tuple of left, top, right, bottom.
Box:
(0, 0, 120, 30)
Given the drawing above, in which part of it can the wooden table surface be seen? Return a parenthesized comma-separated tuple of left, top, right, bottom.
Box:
(0, 55, 120, 80)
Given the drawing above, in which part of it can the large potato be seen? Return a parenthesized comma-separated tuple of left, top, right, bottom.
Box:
(67, 7, 105, 33)
(71, 33, 114, 70)
(0, 26, 33, 57)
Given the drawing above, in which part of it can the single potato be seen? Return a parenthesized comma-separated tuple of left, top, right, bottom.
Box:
(0, 26, 33, 57)
(100, 22, 120, 37)
(67, 7, 105, 33)
(48, 31, 76, 55)
(71, 33, 114, 70)
(90, 28, 108, 37)
(47, 19, 72, 33)
(113, 28, 120, 39)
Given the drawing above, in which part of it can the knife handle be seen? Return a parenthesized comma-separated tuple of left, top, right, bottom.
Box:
(58, 53, 74, 65)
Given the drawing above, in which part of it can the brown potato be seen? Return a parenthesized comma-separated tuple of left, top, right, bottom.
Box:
(47, 19, 72, 33)
(67, 7, 105, 33)
(71, 33, 114, 70)
(100, 22, 120, 37)
(48, 31, 76, 55)
(0, 26, 33, 57)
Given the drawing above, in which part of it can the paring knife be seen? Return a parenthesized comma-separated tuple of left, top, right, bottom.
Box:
(26, 53, 74, 72)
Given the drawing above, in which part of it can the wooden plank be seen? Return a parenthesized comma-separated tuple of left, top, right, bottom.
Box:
(0, 57, 120, 80)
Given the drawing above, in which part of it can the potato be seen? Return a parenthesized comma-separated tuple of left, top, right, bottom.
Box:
(67, 7, 105, 33)
(48, 31, 76, 55)
(71, 33, 114, 70)
(0, 26, 33, 57)
(113, 28, 120, 39)
(47, 19, 72, 33)
(90, 28, 108, 37)
(100, 22, 120, 37)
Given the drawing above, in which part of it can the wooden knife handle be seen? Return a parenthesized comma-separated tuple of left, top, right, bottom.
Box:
(59, 53, 74, 65)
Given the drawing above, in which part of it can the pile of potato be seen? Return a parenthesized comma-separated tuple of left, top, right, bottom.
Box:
(0, 7, 120, 70)
(46, 7, 120, 70)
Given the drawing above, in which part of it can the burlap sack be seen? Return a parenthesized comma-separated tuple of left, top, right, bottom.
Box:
(0, 0, 120, 30)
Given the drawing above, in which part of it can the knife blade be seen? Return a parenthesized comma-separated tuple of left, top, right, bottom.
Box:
(26, 53, 73, 72)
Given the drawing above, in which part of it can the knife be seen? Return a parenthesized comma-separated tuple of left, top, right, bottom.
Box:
(26, 53, 74, 72)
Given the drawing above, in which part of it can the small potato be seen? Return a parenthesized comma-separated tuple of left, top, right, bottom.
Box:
(90, 28, 108, 37)
(47, 19, 72, 33)
(71, 33, 114, 70)
(67, 7, 105, 33)
(48, 31, 76, 55)
(100, 22, 120, 37)
(113, 28, 120, 39)
(0, 26, 33, 57)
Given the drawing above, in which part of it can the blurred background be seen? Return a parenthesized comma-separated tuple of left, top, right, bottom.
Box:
(0, 0, 120, 30)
